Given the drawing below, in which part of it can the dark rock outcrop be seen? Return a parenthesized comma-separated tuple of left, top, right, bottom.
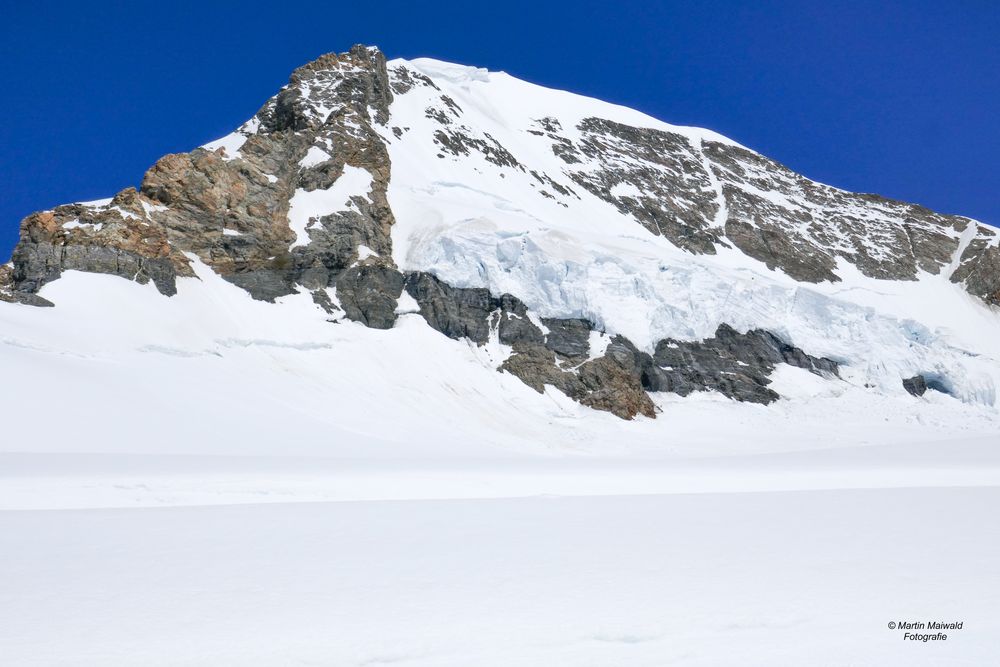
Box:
(337, 264, 404, 329)
(7, 45, 398, 305)
(496, 294, 544, 346)
(703, 141, 968, 283)
(397, 267, 840, 419)
(951, 226, 1000, 306)
(7, 188, 191, 302)
(500, 338, 656, 420)
(564, 118, 722, 254)
(139, 145, 300, 301)
(651, 324, 839, 404)
(258, 45, 394, 132)
(404, 272, 496, 343)
(541, 318, 591, 357)
(902, 375, 928, 397)
(402, 272, 548, 347)
(532, 114, 978, 286)
(499, 317, 839, 417)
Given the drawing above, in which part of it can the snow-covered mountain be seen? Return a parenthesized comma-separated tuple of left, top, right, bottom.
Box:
(5, 44, 1000, 667)
(2, 44, 999, 447)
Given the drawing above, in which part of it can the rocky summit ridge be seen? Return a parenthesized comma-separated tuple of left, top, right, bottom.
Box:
(2, 45, 998, 420)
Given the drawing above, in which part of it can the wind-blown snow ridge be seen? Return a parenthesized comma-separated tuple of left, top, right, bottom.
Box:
(400, 58, 743, 149)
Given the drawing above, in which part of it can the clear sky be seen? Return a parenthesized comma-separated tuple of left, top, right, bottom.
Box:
(2, 1, 997, 258)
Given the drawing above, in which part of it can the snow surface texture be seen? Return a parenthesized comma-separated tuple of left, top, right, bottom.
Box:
(0, 484, 997, 667)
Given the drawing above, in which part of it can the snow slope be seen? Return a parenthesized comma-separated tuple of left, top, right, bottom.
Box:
(2, 262, 997, 459)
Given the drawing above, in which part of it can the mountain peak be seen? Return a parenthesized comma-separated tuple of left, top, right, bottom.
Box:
(3, 46, 999, 422)
(292, 44, 386, 79)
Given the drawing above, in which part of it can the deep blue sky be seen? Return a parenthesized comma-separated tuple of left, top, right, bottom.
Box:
(2, 1, 998, 258)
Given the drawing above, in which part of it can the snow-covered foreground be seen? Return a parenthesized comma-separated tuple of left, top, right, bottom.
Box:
(1, 439, 1000, 510)
(2, 473, 998, 665)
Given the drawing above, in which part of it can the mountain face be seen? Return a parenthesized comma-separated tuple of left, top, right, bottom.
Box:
(2, 45, 999, 424)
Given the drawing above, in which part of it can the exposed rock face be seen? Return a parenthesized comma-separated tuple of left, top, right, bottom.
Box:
(495, 315, 838, 417)
(501, 337, 657, 420)
(3, 44, 990, 420)
(903, 375, 928, 397)
(574, 343, 658, 419)
(649, 324, 839, 404)
(8, 45, 398, 308)
(0, 263, 20, 304)
(397, 272, 660, 419)
(414, 82, 525, 171)
(8, 187, 190, 303)
(387, 64, 438, 96)
(500, 319, 840, 414)
(138, 144, 300, 301)
(404, 272, 497, 343)
(541, 318, 591, 358)
(951, 225, 1000, 306)
(337, 264, 404, 329)
(496, 295, 545, 347)
(399, 271, 779, 419)
(564, 118, 722, 254)
(531, 114, 980, 286)
(704, 142, 967, 283)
